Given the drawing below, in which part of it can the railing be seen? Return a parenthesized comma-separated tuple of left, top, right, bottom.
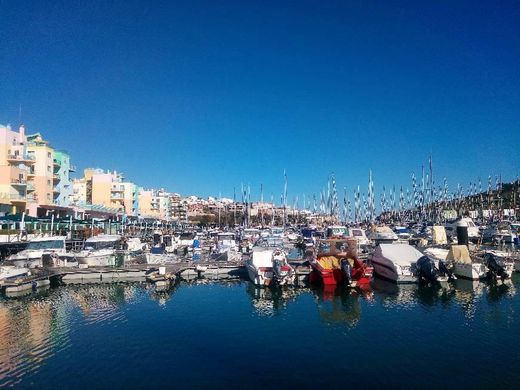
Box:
(10, 178, 27, 185)
(69, 164, 77, 172)
(111, 186, 125, 192)
(7, 154, 35, 162)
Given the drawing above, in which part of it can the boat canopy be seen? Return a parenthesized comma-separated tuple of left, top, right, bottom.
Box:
(446, 245, 471, 264)
(374, 226, 394, 233)
(374, 244, 423, 266)
(432, 226, 447, 245)
(317, 256, 343, 270)
(251, 249, 274, 268)
(317, 239, 357, 257)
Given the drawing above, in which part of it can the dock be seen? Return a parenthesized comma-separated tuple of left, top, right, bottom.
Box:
(1, 257, 313, 297)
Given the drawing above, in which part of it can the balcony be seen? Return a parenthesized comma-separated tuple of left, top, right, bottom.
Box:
(7, 154, 35, 164)
(69, 164, 76, 172)
(53, 187, 60, 194)
(53, 158, 61, 167)
(111, 193, 124, 200)
(9, 193, 26, 202)
(111, 185, 125, 193)
(53, 174, 61, 182)
(26, 194, 38, 202)
(10, 178, 27, 186)
(26, 183, 35, 192)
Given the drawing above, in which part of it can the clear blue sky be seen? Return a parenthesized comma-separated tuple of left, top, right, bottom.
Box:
(1, 0, 519, 203)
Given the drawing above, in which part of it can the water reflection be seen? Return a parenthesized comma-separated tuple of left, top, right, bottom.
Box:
(245, 283, 307, 317)
(1, 274, 519, 387)
(311, 285, 364, 329)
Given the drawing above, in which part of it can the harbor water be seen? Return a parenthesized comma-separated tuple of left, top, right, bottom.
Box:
(1, 276, 520, 389)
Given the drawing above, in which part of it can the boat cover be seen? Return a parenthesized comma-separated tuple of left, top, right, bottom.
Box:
(432, 226, 447, 245)
(446, 245, 471, 264)
(317, 256, 342, 270)
(373, 244, 423, 266)
(251, 249, 273, 267)
(375, 226, 394, 233)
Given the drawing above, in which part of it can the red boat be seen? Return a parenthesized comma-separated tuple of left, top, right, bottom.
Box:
(309, 239, 373, 287)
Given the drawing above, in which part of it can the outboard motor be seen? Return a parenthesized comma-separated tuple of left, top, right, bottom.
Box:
(484, 253, 508, 281)
(272, 258, 282, 278)
(438, 260, 455, 280)
(416, 256, 438, 284)
(340, 258, 353, 285)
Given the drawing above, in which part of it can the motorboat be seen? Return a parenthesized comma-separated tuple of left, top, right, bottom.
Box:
(0, 265, 30, 282)
(367, 226, 398, 245)
(216, 232, 238, 253)
(325, 225, 348, 238)
(246, 247, 275, 286)
(394, 226, 412, 241)
(76, 235, 122, 267)
(482, 222, 517, 245)
(445, 245, 487, 280)
(346, 227, 370, 247)
(371, 243, 451, 284)
(309, 239, 372, 287)
(445, 217, 480, 242)
(7, 236, 68, 268)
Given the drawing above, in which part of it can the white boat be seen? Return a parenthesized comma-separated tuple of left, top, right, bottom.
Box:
(445, 217, 480, 241)
(394, 226, 412, 241)
(446, 245, 487, 280)
(326, 225, 348, 238)
(7, 236, 68, 268)
(482, 222, 517, 245)
(368, 226, 398, 244)
(76, 235, 122, 267)
(371, 243, 448, 284)
(216, 232, 238, 253)
(347, 227, 370, 246)
(246, 247, 275, 286)
(0, 265, 30, 282)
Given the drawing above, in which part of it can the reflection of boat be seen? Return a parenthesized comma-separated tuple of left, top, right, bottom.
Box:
(245, 282, 306, 316)
(312, 286, 363, 328)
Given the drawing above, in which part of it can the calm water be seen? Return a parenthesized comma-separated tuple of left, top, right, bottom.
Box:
(1, 276, 520, 389)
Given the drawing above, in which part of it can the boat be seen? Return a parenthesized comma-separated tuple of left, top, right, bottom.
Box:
(309, 239, 372, 287)
(76, 235, 122, 267)
(482, 221, 517, 245)
(445, 245, 487, 280)
(0, 265, 30, 282)
(212, 232, 241, 261)
(325, 225, 348, 238)
(371, 243, 450, 284)
(445, 217, 480, 242)
(367, 226, 398, 244)
(346, 227, 370, 247)
(394, 226, 412, 241)
(7, 236, 69, 268)
(246, 247, 275, 286)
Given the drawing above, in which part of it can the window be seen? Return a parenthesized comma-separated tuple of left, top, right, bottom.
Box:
(47, 152, 51, 158)
(47, 165, 51, 172)
(47, 180, 51, 185)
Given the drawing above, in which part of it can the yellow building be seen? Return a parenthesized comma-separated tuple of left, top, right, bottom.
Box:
(72, 169, 138, 216)
(138, 188, 170, 219)
(26, 133, 56, 207)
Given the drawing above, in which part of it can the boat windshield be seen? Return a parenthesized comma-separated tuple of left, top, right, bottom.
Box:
(85, 241, 119, 250)
(351, 229, 363, 237)
(317, 241, 349, 255)
(26, 240, 64, 250)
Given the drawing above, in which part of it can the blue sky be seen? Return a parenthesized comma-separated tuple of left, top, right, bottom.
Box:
(1, 0, 519, 203)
